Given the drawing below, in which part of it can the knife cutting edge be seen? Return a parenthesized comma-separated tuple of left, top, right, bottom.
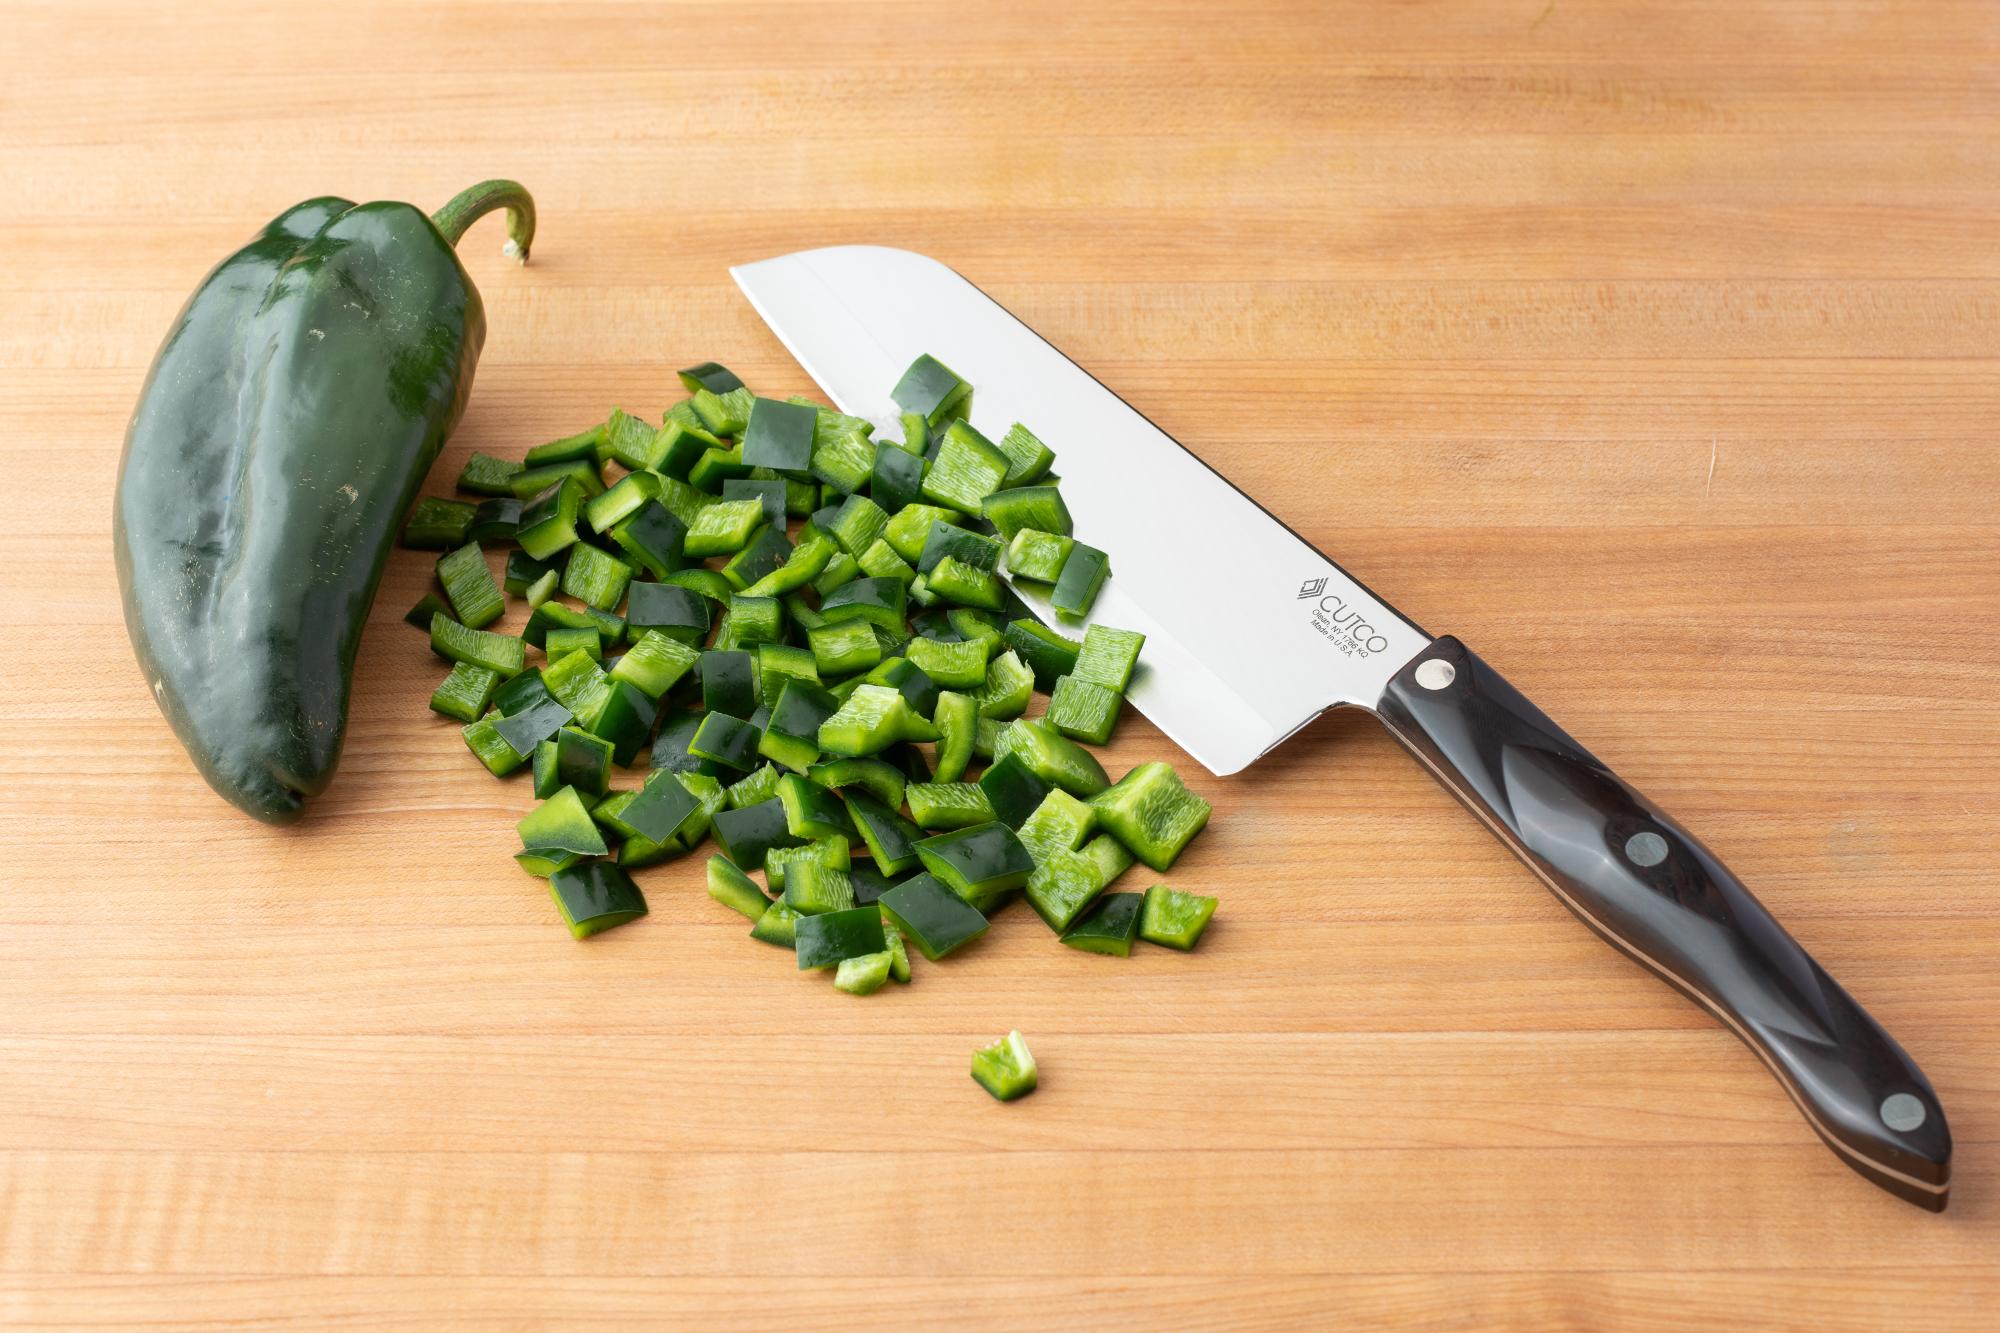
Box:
(731, 244, 1951, 1211)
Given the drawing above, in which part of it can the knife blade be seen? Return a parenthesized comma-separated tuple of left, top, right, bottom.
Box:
(731, 244, 1951, 1212)
(732, 245, 1428, 776)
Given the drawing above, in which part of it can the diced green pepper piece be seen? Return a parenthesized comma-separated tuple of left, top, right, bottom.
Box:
(435, 543, 504, 629)
(700, 649, 759, 718)
(741, 526, 834, 598)
(683, 498, 765, 558)
(467, 496, 521, 542)
(1082, 832, 1136, 888)
(995, 718, 1109, 797)
(749, 899, 800, 947)
(543, 649, 612, 730)
(706, 856, 769, 921)
(516, 785, 610, 877)
(741, 396, 817, 472)
(429, 661, 501, 723)
(457, 450, 525, 496)
(973, 715, 1004, 760)
(883, 504, 960, 564)
(916, 822, 1034, 911)
(1003, 529, 1074, 585)
(1088, 762, 1212, 871)
(726, 763, 784, 809)
(402, 496, 476, 549)
(651, 711, 721, 779)
(523, 424, 605, 466)
(946, 609, 1004, 654)
(559, 543, 632, 612)
(765, 835, 850, 891)
(532, 725, 613, 799)
(721, 523, 793, 591)
(711, 796, 806, 871)
(810, 757, 907, 810)
(833, 950, 894, 996)
(826, 494, 889, 558)
(905, 637, 988, 690)
(548, 862, 648, 940)
(511, 457, 604, 502)
(856, 537, 916, 590)
(794, 904, 886, 970)
(784, 861, 857, 916)
(897, 411, 929, 456)
(693, 385, 755, 436)
(1024, 846, 1107, 933)
(812, 552, 860, 601)
(971, 1031, 1037, 1102)
(757, 643, 821, 707)
(583, 470, 662, 534)
(462, 709, 527, 777)
(689, 711, 761, 770)
(908, 782, 995, 831)
(524, 569, 559, 608)
(618, 766, 705, 843)
(921, 420, 1010, 515)
(522, 599, 617, 650)
(1017, 788, 1097, 859)
(430, 613, 525, 678)
(1073, 625, 1146, 692)
(609, 500, 688, 579)
(891, 353, 971, 427)
(492, 668, 551, 717)
(1051, 542, 1110, 622)
(844, 789, 925, 877)
(805, 617, 879, 677)
(490, 697, 573, 760)
(979, 753, 1051, 829)
(917, 520, 1003, 575)
(517, 478, 586, 561)
(985, 486, 1069, 547)
(777, 772, 855, 841)
(926, 691, 974, 785)
(1141, 884, 1218, 950)
(820, 576, 907, 631)
(928, 555, 1005, 611)
(663, 568, 735, 606)
(1047, 674, 1122, 745)
(862, 657, 941, 719)
(610, 630, 700, 700)
(504, 549, 561, 598)
(970, 649, 1034, 718)
(544, 625, 601, 665)
(879, 873, 989, 961)
(588, 678, 658, 766)
(598, 407, 662, 470)
(995, 422, 1055, 486)
(818, 684, 938, 756)
(1060, 891, 1142, 956)
(679, 361, 744, 395)
(870, 441, 928, 511)
(809, 417, 878, 495)
(853, 864, 897, 910)
(406, 591, 451, 630)
(623, 584, 709, 648)
(760, 679, 840, 772)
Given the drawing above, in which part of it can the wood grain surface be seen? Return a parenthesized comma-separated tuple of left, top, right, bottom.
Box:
(3, 1, 1998, 1327)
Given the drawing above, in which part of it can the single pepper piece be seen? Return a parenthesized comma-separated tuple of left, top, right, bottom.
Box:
(114, 179, 536, 822)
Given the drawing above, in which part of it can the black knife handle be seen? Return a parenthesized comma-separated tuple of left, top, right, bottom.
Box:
(1376, 636, 1950, 1210)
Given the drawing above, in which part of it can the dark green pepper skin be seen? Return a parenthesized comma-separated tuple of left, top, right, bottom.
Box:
(114, 182, 534, 823)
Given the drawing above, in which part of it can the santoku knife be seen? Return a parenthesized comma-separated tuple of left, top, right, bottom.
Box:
(732, 244, 1951, 1211)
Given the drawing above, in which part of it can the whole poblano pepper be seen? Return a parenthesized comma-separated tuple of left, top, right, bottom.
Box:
(114, 180, 536, 823)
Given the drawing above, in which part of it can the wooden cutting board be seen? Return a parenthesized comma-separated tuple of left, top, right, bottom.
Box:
(3, 1, 1996, 1327)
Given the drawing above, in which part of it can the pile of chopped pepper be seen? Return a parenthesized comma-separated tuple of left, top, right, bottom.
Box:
(402, 355, 1220, 1017)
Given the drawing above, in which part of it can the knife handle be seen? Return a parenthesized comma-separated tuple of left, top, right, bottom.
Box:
(1375, 636, 1950, 1210)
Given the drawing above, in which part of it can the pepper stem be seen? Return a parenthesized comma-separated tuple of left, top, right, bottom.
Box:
(431, 179, 537, 264)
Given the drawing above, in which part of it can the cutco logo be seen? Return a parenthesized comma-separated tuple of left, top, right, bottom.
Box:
(1302, 578, 1392, 657)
